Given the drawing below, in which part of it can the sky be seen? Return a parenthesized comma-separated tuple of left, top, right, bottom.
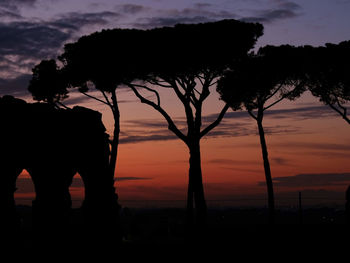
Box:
(1, 0, 350, 208)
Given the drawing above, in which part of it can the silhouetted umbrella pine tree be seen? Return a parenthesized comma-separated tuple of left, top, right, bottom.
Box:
(58, 29, 155, 183)
(123, 20, 264, 225)
(306, 41, 350, 124)
(57, 19, 263, 226)
(217, 45, 306, 224)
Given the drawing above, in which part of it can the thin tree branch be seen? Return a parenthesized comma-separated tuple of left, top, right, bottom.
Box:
(209, 80, 219, 87)
(263, 95, 286, 111)
(185, 79, 199, 106)
(175, 78, 186, 93)
(126, 83, 188, 143)
(328, 103, 343, 116)
(81, 91, 109, 106)
(167, 77, 195, 130)
(146, 79, 173, 88)
(329, 103, 350, 125)
(336, 98, 348, 118)
(248, 110, 258, 120)
(200, 104, 229, 138)
(101, 90, 113, 109)
(197, 74, 205, 86)
(198, 76, 211, 103)
(56, 101, 71, 109)
(265, 83, 284, 101)
(193, 87, 201, 96)
(111, 89, 119, 112)
(130, 83, 161, 106)
(196, 73, 206, 81)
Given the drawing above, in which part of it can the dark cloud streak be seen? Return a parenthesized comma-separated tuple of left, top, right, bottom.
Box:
(132, 1, 302, 29)
(0, 1, 305, 96)
(50, 11, 121, 31)
(0, 10, 120, 96)
(208, 158, 259, 166)
(116, 177, 153, 181)
(241, 0, 302, 23)
(132, 3, 237, 29)
(0, 74, 31, 97)
(115, 4, 149, 15)
(0, 21, 71, 58)
(133, 16, 215, 29)
(118, 105, 336, 145)
(0, 0, 37, 11)
(119, 120, 300, 144)
(208, 105, 337, 123)
(267, 172, 350, 187)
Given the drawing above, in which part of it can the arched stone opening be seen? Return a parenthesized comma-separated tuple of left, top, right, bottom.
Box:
(14, 169, 35, 206)
(69, 173, 85, 209)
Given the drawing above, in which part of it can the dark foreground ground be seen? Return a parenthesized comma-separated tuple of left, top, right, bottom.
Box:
(4, 205, 350, 256)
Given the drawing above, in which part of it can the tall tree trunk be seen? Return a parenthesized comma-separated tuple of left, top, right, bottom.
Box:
(187, 138, 207, 226)
(257, 116, 275, 224)
(108, 92, 122, 241)
(186, 170, 194, 226)
(109, 92, 120, 181)
(110, 111, 120, 180)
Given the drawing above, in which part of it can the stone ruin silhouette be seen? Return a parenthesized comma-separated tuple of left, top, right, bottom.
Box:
(0, 95, 120, 238)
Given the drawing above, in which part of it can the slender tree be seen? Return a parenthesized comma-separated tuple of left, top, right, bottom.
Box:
(306, 41, 350, 124)
(217, 45, 306, 224)
(57, 29, 152, 183)
(58, 19, 264, 226)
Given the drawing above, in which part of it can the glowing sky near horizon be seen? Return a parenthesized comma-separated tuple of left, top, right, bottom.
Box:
(1, 0, 350, 207)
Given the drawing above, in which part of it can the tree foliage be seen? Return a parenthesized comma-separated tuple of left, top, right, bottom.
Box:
(305, 41, 350, 123)
(28, 59, 68, 106)
(217, 45, 308, 113)
(58, 19, 263, 92)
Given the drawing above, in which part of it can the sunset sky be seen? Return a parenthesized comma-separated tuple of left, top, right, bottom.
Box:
(1, 0, 350, 208)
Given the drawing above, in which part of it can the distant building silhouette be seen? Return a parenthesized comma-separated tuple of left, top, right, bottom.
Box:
(346, 185, 350, 223)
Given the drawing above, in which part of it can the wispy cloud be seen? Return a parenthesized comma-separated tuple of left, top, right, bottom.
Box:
(271, 157, 290, 166)
(0, 0, 37, 12)
(218, 105, 336, 122)
(50, 11, 121, 32)
(241, 0, 302, 23)
(116, 177, 153, 181)
(0, 21, 71, 59)
(208, 158, 259, 165)
(275, 141, 350, 152)
(0, 9, 121, 96)
(115, 4, 150, 15)
(0, 0, 37, 23)
(120, 131, 178, 144)
(263, 172, 350, 187)
(0, 74, 31, 96)
(119, 105, 332, 144)
(133, 1, 302, 29)
(131, 2, 238, 29)
(0, 1, 305, 98)
(119, 119, 301, 144)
